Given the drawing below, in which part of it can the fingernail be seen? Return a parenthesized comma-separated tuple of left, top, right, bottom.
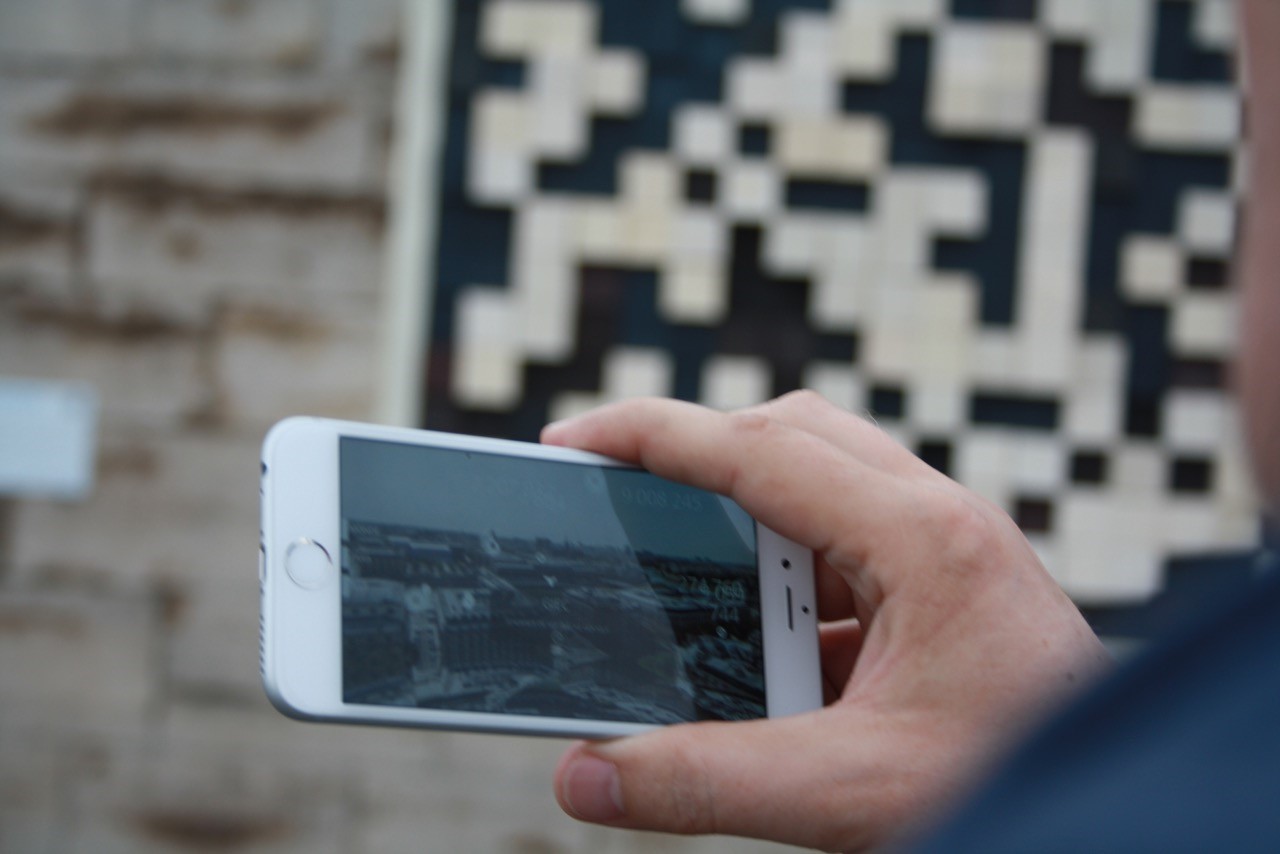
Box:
(562, 755, 624, 822)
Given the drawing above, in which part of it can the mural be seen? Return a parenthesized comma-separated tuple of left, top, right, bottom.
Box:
(412, 0, 1257, 614)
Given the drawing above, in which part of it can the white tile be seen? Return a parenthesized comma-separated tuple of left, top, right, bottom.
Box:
(1163, 389, 1229, 452)
(620, 152, 682, 209)
(517, 261, 578, 361)
(721, 160, 781, 219)
(1120, 236, 1184, 301)
(1193, 0, 1237, 50)
(528, 57, 589, 159)
(808, 221, 871, 329)
(681, 0, 750, 26)
(660, 260, 729, 324)
(571, 203, 624, 258)
(801, 362, 864, 413)
(616, 207, 673, 262)
(780, 11, 834, 74)
(468, 149, 532, 206)
(480, 0, 597, 59)
(701, 355, 772, 410)
(1135, 85, 1241, 151)
(1110, 442, 1166, 495)
(471, 90, 533, 151)
(514, 201, 573, 273)
(763, 213, 823, 273)
(1177, 189, 1237, 254)
(669, 209, 727, 260)
(928, 24, 1045, 137)
(605, 347, 676, 398)
(955, 430, 1012, 483)
(782, 66, 840, 118)
(588, 50, 645, 116)
(1009, 435, 1067, 493)
(1062, 341, 1126, 443)
(453, 289, 521, 410)
(912, 279, 979, 379)
(922, 170, 988, 235)
(776, 117, 886, 179)
(1161, 500, 1226, 552)
(672, 105, 734, 164)
(1058, 498, 1164, 603)
(727, 58, 784, 119)
(1170, 293, 1236, 356)
(831, 4, 897, 81)
(908, 380, 966, 432)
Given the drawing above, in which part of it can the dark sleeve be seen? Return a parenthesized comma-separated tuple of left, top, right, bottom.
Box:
(907, 568, 1280, 854)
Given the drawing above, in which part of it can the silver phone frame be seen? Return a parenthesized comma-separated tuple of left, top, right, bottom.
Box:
(261, 416, 821, 738)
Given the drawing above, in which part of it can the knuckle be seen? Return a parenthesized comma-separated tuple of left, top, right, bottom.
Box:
(724, 409, 781, 442)
(918, 490, 1008, 570)
(772, 388, 833, 419)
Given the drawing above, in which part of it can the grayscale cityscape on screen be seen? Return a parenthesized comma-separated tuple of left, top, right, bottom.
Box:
(340, 520, 766, 724)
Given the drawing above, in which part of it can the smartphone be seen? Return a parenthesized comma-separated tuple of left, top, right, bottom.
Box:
(260, 417, 821, 739)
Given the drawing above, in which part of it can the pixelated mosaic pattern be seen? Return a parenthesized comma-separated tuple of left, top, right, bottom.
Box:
(421, 0, 1254, 604)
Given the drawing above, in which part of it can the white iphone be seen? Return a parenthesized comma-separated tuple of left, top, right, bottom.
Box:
(260, 416, 821, 739)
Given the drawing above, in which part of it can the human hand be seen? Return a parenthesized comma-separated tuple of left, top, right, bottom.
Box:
(541, 392, 1110, 852)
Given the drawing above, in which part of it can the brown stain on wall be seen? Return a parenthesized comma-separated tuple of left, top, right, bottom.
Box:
(217, 303, 331, 342)
(152, 577, 190, 629)
(0, 201, 73, 251)
(28, 93, 340, 141)
(16, 298, 197, 343)
(129, 808, 293, 850)
(0, 606, 88, 640)
(96, 445, 161, 479)
(90, 172, 385, 232)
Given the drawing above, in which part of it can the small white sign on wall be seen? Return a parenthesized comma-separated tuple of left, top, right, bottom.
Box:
(0, 378, 98, 500)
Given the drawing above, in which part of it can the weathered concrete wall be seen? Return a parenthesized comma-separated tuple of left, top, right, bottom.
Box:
(0, 2, 794, 851)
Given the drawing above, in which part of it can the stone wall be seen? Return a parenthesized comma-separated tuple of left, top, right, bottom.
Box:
(0, 2, 790, 851)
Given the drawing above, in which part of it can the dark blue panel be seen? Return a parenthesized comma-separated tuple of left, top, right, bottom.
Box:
(1152, 0, 1234, 84)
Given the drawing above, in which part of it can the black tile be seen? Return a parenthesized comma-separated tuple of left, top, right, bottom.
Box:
(1125, 397, 1162, 438)
(1170, 457, 1214, 493)
(1014, 497, 1054, 533)
(1071, 450, 1109, 485)
(918, 440, 952, 476)
(1171, 358, 1228, 390)
(970, 393, 1060, 430)
(784, 179, 870, 212)
(951, 0, 1038, 20)
(1186, 256, 1230, 290)
(738, 122, 771, 156)
(684, 169, 718, 203)
(869, 385, 905, 419)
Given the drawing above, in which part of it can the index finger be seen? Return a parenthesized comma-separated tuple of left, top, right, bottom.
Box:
(541, 398, 909, 571)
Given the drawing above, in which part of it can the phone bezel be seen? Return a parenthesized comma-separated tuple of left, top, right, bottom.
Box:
(261, 416, 821, 738)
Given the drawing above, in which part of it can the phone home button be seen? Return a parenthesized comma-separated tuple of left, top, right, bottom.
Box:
(285, 538, 332, 590)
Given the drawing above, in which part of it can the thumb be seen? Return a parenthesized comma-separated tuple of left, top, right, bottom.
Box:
(553, 710, 889, 851)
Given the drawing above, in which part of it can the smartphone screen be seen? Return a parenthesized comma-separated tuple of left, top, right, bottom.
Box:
(338, 437, 767, 726)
